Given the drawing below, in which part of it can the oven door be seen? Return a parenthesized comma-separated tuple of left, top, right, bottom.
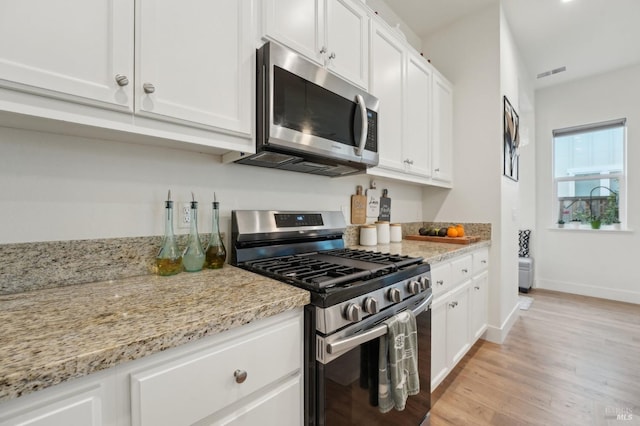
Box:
(307, 294, 432, 426)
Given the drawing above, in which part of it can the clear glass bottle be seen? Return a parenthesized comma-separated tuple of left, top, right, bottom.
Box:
(205, 193, 226, 269)
(155, 190, 183, 276)
(182, 195, 205, 272)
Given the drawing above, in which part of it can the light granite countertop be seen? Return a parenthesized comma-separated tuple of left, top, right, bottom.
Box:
(0, 265, 309, 402)
(0, 238, 488, 403)
(350, 239, 491, 264)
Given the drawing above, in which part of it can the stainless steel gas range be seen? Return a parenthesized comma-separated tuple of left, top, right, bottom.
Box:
(231, 210, 432, 426)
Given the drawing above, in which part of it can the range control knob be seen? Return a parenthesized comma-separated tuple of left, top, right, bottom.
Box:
(363, 297, 379, 314)
(388, 288, 402, 303)
(408, 280, 421, 295)
(420, 276, 431, 290)
(345, 303, 363, 322)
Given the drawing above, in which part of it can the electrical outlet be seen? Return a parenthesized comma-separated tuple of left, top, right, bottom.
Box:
(178, 203, 191, 229)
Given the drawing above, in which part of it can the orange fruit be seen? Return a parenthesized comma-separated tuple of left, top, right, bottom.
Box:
(455, 224, 465, 237)
(447, 226, 458, 237)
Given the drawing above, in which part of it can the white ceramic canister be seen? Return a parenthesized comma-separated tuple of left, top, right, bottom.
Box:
(360, 225, 377, 246)
(390, 223, 402, 242)
(375, 221, 390, 244)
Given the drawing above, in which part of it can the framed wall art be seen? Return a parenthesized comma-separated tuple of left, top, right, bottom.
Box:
(503, 96, 519, 182)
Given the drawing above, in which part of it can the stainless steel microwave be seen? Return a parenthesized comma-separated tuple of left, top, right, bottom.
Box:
(230, 42, 379, 177)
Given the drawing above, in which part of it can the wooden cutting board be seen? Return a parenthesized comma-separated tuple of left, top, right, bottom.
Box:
(405, 235, 481, 245)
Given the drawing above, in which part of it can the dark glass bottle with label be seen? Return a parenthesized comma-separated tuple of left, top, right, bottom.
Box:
(155, 191, 183, 276)
(205, 195, 226, 269)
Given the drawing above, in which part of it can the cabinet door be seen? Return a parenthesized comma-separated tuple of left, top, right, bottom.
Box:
(446, 283, 470, 367)
(470, 271, 488, 342)
(325, 0, 368, 88)
(0, 0, 133, 111)
(262, 0, 324, 65)
(430, 299, 448, 391)
(215, 375, 302, 426)
(432, 72, 453, 183)
(404, 53, 432, 177)
(136, 0, 253, 135)
(369, 22, 404, 171)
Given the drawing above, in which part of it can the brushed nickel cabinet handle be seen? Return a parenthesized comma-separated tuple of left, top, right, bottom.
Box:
(234, 369, 247, 384)
(115, 74, 129, 87)
(143, 83, 155, 94)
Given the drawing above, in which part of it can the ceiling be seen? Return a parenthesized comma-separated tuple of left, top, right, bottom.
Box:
(383, 0, 640, 89)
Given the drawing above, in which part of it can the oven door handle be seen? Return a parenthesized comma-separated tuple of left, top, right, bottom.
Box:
(326, 293, 432, 355)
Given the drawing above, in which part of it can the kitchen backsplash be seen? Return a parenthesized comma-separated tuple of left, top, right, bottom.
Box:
(0, 234, 216, 295)
(2, 223, 490, 295)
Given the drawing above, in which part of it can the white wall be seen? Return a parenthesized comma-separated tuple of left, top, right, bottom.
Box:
(0, 127, 424, 244)
(535, 64, 640, 304)
(421, 4, 523, 343)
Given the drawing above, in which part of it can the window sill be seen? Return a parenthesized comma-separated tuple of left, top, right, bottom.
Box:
(549, 226, 633, 233)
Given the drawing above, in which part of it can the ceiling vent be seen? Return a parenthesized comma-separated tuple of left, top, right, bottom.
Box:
(537, 66, 567, 79)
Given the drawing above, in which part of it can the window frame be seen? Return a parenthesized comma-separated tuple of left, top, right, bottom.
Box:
(552, 118, 627, 229)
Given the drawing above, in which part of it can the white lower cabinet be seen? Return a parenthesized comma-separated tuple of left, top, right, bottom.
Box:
(431, 247, 489, 391)
(0, 309, 303, 426)
(470, 270, 489, 342)
(0, 368, 118, 426)
(130, 310, 303, 426)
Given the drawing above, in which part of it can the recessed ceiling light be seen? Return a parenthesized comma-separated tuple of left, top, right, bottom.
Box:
(562, 0, 574, 3)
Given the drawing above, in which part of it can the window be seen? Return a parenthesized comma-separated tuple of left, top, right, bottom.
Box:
(553, 119, 626, 228)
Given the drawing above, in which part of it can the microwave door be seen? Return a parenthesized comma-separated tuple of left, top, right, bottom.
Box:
(270, 66, 363, 163)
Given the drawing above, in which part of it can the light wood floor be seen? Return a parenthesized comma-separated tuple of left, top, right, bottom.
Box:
(430, 289, 640, 426)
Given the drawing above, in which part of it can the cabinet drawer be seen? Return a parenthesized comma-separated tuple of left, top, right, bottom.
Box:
(450, 254, 472, 285)
(473, 248, 489, 273)
(131, 317, 302, 426)
(430, 261, 452, 298)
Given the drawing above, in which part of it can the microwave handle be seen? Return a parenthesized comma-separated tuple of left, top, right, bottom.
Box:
(354, 94, 368, 156)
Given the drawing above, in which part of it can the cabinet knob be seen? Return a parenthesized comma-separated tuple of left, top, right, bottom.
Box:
(474, 286, 480, 290)
(143, 83, 156, 94)
(320, 46, 327, 54)
(234, 369, 247, 384)
(436, 280, 444, 286)
(329, 52, 336, 60)
(404, 159, 414, 165)
(461, 268, 468, 273)
(481, 260, 487, 264)
(115, 74, 129, 87)
(434, 168, 440, 172)
(449, 301, 458, 308)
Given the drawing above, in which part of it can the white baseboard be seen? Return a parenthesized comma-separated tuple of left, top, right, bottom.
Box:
(536, 279, 640, 304)
(484, 301, 520, 344)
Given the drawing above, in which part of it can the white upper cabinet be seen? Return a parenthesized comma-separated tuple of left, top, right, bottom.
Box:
(432, 71, 454, 184)
(366, 14, 453, 187)
(404, 51, 433, 178)
(369, 20, 405, 171)
(0, 0, 255, 154)
(324, 0, 369, 88)
(262, 0, 324, 65)
(0, 0, 134, 111)
(136, 0, 253, 135)
(262, 0, 369, 88)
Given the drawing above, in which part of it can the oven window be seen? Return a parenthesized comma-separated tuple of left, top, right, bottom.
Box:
(319, 310, 431, 425)
(273, 66, 357, 147)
